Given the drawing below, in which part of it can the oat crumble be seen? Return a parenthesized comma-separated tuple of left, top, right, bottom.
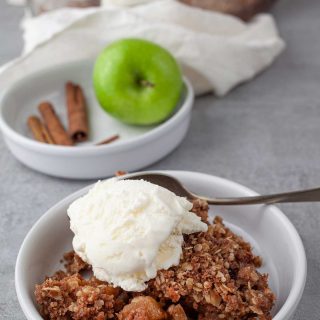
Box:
(35, 199, 275, 319)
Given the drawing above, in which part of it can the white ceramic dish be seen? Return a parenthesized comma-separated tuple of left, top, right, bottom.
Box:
(0, 61, 193, 179)
(15, 171, 306, 320)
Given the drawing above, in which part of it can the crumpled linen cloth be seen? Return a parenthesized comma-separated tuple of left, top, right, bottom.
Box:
(1, 0, 285, 95)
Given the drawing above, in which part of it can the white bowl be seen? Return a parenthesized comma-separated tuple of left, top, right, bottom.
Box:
(15, 171, 306, 320)
(0, 61, 193, 179)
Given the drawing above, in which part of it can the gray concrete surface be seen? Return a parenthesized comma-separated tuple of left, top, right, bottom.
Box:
(0, 0, 319, 318)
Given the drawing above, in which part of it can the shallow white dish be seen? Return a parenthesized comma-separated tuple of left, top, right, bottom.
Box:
(0, 61, 193, 179)
(15, 170, 306, 320)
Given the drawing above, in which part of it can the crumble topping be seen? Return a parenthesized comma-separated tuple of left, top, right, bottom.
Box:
(147, 216, 274, 319)
(34, 199, 275, 319)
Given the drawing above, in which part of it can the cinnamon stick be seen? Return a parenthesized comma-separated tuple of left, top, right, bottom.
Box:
(66, 82, 89, 143)
(38, 102, 73, 146)
(27, 115, 54, 144)
(96, 134, 120, 146)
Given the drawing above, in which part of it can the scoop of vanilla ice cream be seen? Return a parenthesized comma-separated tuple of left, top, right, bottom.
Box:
(68, 178, 207, 291)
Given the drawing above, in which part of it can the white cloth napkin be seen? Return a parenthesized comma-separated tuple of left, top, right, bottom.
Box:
(1, 0, 285, 95)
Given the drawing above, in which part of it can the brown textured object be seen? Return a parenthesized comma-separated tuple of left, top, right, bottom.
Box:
(167, 304, 188, 320)
(27, 116, 54, 144)
(96, 134, 120, 146)
(34, 199, 275, 320)
(179, 0, 277, 21)
(38, 102, 74, 146)
(62, 251, 90, 274)
(67, 0, 100, 7)
(34, 274, 125, 319)
(66, 82, 89, 143)
(146, 200, 275, 319)
(118, 296, 167, 320)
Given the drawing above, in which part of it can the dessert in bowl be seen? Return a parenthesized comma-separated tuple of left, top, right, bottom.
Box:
(15, 171, 306, 320)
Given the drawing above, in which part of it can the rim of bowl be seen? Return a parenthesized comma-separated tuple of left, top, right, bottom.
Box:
(15, 170, 307, 320)
(0, 62, 194, 156)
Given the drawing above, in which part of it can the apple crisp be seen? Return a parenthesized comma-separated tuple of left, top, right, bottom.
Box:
(35, 199, 275, 319)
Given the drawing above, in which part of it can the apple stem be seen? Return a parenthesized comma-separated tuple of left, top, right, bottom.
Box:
(140, 79, 155, 88)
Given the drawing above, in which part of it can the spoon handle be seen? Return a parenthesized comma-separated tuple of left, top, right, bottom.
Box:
(199, 187, 320, 205)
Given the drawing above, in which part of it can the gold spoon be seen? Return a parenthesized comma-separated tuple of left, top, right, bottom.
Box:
(123, 173, 320, 205)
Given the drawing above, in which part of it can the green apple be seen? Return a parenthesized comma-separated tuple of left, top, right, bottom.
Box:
(93, 38, 183, 125)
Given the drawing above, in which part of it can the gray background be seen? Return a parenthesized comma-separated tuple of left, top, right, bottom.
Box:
(0, 0, 319, 318)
